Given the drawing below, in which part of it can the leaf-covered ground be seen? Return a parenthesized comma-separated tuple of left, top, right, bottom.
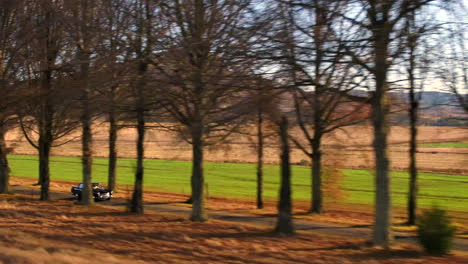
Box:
(1, 192, 467, 264)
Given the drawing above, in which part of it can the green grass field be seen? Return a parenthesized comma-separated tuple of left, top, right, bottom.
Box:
(7, 155, 468, 212)
(420, 142, 468, 148)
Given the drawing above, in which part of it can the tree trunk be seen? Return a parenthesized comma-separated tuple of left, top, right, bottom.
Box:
(81, 89, 94, 205)
(256, 107, 264, 209)
(372, 91, 392, 247)
(0, 124, 10, 194)
(38, 56, 53, 200)
(311, 133, 322, 214)
(108, 102, 117, 192)
(190, 1, 206, 220)
(407, 34, 418, 225)
(131, 62, 146, 214)
(190, 121, 206, 222)
(275, 116, 294, 235)
(79, 42, 93, 205)
(372, 27, 392, 247)
(75, 0, 94, 206)
(39, 138, 51, 201)
(310, 4, 325, 214)
(131, 107, 145, 214)
(79, 50, 93, 205)
(407, 99, 418, 225)
(35, 6, 52, 187)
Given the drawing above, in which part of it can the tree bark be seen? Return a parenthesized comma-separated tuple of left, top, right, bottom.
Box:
(190, 0, 206, 220)
(78, 0, 94, 206)
(79, 47, 93, 205)
(37, 86, 53, 201)
(310, 4, 325, 214)
(131, 61, 146, 214)
(407, 95, 418, 225)
(38, 46, 53, 200)
(190, 120, 206, 222)
(105, 0, 120, 193)
(39, 138, 51, 200)
(372, 24, 392, 247)
(131, 107, 144, 213)
(108, 99, 117, 192)
(407, 28, 418, 225)
(372, 87, 392, 248)
(81, 87, 94, 205)
(256, 107, 264, 209)
(130, 0, 153, 214)
(131, 117, 145, 213)
(311, 133, 322, 214)
(275, 116, 294, 235)
(0, 124, 10, 194)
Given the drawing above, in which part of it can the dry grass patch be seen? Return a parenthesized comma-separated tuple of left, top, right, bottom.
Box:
(6, 125, 468, 173)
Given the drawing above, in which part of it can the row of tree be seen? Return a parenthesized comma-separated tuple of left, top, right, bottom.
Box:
(0, 0, 466, 248)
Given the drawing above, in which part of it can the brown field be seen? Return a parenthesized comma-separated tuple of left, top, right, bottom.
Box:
(6, 124, 467, 174)
(1, 191, 467, 264)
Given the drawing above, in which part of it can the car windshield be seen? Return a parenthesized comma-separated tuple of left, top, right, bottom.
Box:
(78, 183, 103, 189)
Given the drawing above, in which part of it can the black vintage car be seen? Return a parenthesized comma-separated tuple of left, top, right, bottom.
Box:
(71, 182, 112, 201)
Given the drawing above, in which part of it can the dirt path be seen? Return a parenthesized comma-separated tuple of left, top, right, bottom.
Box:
(140, 203, 468, 251)
(12, 186, 468, 252)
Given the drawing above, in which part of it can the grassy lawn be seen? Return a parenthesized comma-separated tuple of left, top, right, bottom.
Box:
(7, 155, 468, 212)
(420, 142, 468, 148)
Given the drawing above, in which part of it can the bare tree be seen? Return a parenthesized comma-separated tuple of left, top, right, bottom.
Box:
(18, 0, 81, 201)
(338, 0, 445, 247)
(0, 0, 27, 193)
(437, 24, 467, 113)
(402, 10, 432, 225)
(126, 0, 159, 214)
(95, 0, 132, 193)
(157, 0, 258, 221)
(406, 12, 419, 225)
(273, 0, 371, 214)
(67, 0, 98, 205)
